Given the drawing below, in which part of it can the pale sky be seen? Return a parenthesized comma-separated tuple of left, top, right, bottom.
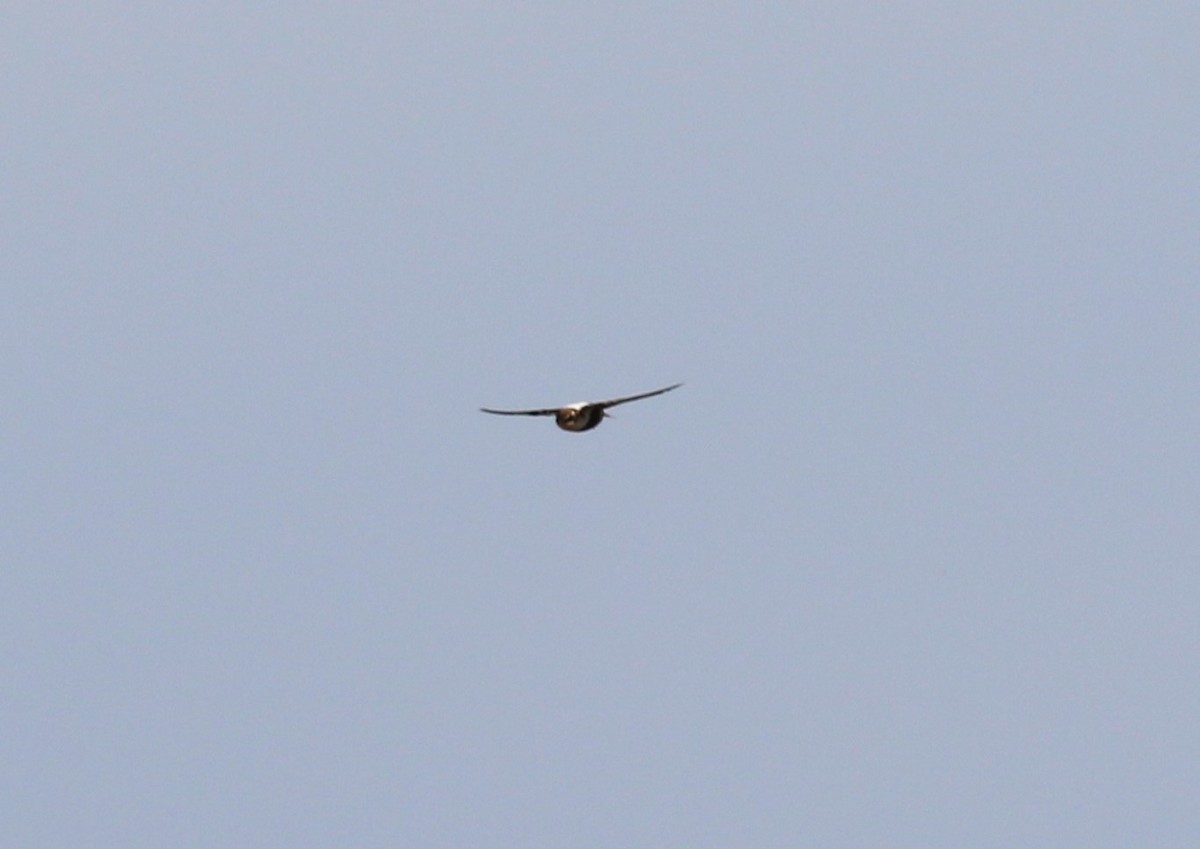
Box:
(4, 5, 1198, 847)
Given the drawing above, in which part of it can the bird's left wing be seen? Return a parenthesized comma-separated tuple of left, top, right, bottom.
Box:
(596, 382, 683, 410)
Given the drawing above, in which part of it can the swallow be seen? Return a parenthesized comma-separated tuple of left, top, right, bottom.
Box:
(481, 383, 683, 432)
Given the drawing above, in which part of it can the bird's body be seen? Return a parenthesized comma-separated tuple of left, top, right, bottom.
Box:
(481, 383, 682, 432)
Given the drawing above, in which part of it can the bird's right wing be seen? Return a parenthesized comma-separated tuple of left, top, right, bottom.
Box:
(479, 406, 560, 416)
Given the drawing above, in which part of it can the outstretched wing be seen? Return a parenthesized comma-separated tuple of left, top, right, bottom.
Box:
(596, 382, 683, 410)
(480, 406, 561, 416)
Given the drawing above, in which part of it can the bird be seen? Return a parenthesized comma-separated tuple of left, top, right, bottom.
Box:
(480, 383, 683, 432)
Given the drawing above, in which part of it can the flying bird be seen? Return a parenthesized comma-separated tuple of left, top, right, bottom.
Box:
(481, 383, 683, 432)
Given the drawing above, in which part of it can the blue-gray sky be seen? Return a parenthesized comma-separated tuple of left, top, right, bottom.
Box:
(4, 4, 1198, 847)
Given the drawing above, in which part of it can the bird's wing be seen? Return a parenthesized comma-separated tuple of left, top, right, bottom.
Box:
(596, 382, 683, 410)
(479, 406, 561, 416)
